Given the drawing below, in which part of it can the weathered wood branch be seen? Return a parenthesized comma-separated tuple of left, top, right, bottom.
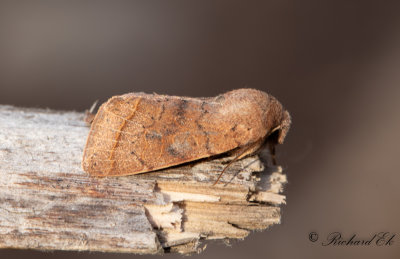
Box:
(0, 105, 286, 254)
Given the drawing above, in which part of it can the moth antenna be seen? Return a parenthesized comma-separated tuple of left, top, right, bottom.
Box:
(213, 143, 257, 186)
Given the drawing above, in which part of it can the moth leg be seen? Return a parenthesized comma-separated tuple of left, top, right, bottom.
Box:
(268, 141, 277, 166)
(213, 140, 263, 185)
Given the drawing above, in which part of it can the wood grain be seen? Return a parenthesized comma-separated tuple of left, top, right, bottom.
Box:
(0, 105, 287, 254)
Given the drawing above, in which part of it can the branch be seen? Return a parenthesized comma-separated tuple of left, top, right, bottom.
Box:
(0, 105, 286, 254)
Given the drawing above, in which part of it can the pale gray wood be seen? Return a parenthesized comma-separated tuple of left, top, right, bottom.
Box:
(0, 105, 286, 254)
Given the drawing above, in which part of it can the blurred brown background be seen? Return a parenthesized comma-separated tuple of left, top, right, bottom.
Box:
(1, 1, 400, 258)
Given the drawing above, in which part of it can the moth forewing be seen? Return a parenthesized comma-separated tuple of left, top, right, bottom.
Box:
(82, 89, 291, 178)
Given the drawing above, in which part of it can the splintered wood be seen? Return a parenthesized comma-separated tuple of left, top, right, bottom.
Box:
(0, 105, 287, 254)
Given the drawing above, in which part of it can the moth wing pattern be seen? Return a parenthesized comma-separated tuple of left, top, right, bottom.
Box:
(83, 93, 239, 176)
(82, 89, 290, 177)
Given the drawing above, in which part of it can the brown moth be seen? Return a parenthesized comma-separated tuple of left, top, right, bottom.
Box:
(82, 89, 291, 180)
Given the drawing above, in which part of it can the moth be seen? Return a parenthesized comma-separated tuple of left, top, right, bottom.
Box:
(82, 89, 291, 182)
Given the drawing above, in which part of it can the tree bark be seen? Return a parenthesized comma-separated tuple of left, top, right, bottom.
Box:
(0, 105, 286, 254)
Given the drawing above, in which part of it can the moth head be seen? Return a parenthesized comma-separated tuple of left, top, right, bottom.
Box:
(264, 110, 290, 145)
(261, 91, 291, 145)
(277, 110, 291, 144)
